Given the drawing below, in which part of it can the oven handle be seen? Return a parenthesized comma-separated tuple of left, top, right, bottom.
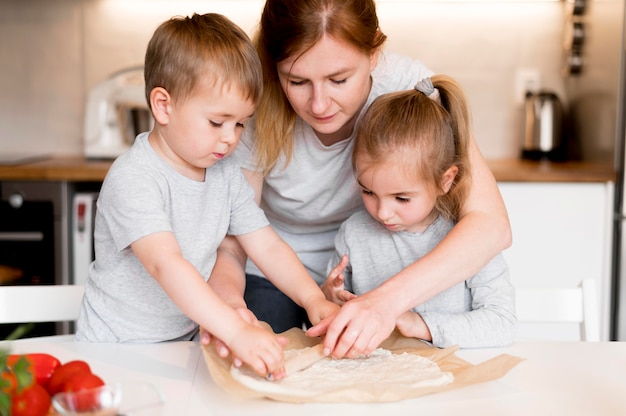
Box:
(0, 231, 44, 241)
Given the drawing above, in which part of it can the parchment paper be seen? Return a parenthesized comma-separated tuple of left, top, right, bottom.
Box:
(202, 327, 523, 403)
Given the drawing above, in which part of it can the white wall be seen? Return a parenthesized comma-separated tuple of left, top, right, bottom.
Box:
(0, 0, 566, 159)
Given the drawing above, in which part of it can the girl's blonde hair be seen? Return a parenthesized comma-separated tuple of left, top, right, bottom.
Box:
(253, 0, 387, 174)
(144, 13, 262, 108)
(353, 75, 472, 221)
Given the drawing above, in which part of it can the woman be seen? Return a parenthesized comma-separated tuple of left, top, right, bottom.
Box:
(208, 0, 511, 358)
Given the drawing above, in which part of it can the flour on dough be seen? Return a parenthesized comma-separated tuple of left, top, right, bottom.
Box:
(230, 347, 453, 398)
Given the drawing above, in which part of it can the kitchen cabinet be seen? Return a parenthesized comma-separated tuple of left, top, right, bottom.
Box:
(498, 181, 614, 341)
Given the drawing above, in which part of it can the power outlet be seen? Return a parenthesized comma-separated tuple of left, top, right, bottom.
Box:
(514, 68, 541, 105)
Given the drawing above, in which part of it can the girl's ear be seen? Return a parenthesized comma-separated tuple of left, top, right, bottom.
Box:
(440, 165, 459, 194)
(149, 87, 171, 125)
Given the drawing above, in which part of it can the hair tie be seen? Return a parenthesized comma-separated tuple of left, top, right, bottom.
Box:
(414, 77, 441, 104)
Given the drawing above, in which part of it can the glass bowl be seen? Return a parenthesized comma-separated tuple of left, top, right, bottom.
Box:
(52, 384, 121, 415)
(52, 382, 165, 415)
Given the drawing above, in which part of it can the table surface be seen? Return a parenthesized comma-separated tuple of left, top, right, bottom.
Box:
(1, 336, 624, 415)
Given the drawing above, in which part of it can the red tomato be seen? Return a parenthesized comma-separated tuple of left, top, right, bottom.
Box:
(7, 353, 61, 387)
(61, 372, 105, 411)
(11, 382, 51, 416)
(46, 360, 91, 396)
(0, 369, 17, 394)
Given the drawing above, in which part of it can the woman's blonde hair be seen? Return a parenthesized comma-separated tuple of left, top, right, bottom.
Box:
(353, 75, 472, 221)
(253, 0, 387, 174)
(144, 13, 262, 108)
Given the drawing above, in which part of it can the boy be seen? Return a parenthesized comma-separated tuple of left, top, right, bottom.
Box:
(76, 13, 338, 378)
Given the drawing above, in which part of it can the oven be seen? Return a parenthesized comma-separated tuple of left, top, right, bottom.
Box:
(0, 181, 69, 339)
(1, 181, 101, 339)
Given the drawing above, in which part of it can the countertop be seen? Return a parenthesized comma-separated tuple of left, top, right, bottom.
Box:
(1, 335, 625, 415)
(0, 155, 617, 183)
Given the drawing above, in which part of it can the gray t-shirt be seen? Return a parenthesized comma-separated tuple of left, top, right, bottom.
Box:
(328, 210, 517, 349)
(232, 52, 433, 284)
(76, 132, 269, 343)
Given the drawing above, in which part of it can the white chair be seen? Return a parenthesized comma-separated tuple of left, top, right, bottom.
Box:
(0, 285, 85, 324)
(515, 279, 600, 342)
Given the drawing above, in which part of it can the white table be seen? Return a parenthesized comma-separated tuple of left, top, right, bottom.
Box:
(1, 337, 624, 415)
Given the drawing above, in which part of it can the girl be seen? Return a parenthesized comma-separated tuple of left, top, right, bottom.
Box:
(322, 76, 516, 348)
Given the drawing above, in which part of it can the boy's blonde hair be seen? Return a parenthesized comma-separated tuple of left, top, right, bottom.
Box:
(144, 13, 262, 107)
(253, 0, 387, 174)
(353, 75, 472, 222)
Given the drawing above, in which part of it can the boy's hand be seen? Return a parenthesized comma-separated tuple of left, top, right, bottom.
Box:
(201, 307, 261, 368)
(228, 323, 289, 379)
(321, 255, 355, 305)
(305, 297, 340, 327)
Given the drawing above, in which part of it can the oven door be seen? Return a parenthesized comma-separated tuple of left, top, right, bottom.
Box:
(0, 198, 57, 339)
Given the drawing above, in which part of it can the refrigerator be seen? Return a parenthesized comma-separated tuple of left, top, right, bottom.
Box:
(567, 0, 626, 340)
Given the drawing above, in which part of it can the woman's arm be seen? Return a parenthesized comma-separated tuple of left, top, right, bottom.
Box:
(207, 168, 265, 307)
(309, 135, 512, 357)
(204, 169, 266, 351)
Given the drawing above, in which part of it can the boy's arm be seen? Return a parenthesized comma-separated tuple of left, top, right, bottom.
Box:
(131, 231, 286, 377)
(236, 226, 339, 325)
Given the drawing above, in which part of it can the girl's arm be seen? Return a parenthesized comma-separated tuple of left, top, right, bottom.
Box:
(131, 231, 286, 377)
(309, 136, 512, 358)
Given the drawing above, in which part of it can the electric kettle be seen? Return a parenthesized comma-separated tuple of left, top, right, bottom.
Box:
(521, 90, 565, 161)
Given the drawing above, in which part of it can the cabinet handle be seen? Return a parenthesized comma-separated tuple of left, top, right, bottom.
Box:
(0, 232, 44, 241)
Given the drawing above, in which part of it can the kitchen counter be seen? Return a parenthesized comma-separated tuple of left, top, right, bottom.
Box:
(488, 158, 616, 183)
(0, 156, 111, 182)
(0, 155, 617, 183)
(2, 336, 626, 415)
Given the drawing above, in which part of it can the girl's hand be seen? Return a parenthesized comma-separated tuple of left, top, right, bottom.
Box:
(396, 311, 432, 341)
(321, 255, 355, 305)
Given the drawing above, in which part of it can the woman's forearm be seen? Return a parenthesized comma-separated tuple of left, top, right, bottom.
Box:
(208, 235, 249, 309)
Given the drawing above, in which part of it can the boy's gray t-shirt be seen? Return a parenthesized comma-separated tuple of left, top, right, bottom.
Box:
(328, 210, 517, 349)
(76, 132, 269, 343)
(231, 51, 433, 284)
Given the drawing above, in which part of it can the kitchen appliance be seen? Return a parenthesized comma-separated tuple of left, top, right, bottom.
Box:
(72, 192, 98, 285)
(567, 0, 626, 341)
(0, 181, 100, 339)
(521, 90, 565, 161)
(83, 66, 153, 159)
(0, 181, 66, 339)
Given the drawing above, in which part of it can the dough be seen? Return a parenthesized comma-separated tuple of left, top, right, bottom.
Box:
(230, 347, 453, 399)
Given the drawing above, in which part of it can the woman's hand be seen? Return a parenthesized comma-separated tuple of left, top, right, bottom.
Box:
(306, 289, 400, 359)
(321, 255, 355, 305)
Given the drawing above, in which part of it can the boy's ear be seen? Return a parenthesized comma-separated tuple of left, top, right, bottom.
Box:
(440, 165, 459, 194)
(149, 87, 171, 124)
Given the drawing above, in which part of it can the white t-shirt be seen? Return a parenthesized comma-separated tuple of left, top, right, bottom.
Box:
(76, 132, 269, 343)
(232, 51, 433, 283)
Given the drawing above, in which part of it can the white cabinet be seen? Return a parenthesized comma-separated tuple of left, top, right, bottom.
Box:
(498, 182, 614, 341)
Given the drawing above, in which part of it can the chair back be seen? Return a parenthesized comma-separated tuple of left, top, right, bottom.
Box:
(515, 279, 600, 341)
(0, 285, 85, 324)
